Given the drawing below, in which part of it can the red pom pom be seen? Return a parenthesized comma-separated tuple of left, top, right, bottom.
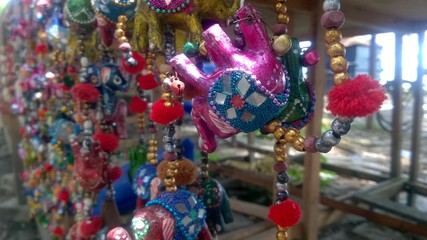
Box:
(128, 96, 148, 114)
(58, 190, 70, 202)
(268, 199, 301, 227)
(43, 163, 53, 172)
(93, 132, 120, 152)
(327, 75, 387, 118)
(53, 227, 64, 236)
(71, 83, 100, 102)
(121, 52, 145, 74)
(80, 216, 102, 238)
(137, 74, 159, 90)
(150, 99, 185, 125)
(108, 166, 122, 182)
(35, 44, 48, 55)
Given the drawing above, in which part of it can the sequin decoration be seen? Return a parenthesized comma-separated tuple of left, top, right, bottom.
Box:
(146, 189, 206, 240)
(144, 0, 191, 13)
(64, 0, 96, 33)
(133, 164, 157, 200)
(131, 217, 150, 240)
(207, 70, 288, 133)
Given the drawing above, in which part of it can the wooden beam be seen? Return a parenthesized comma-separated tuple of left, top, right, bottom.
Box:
(342, 4, 420, 33)
(229, 198, 270, 220)
(219, 221, 274, 240)
(247, 0, 313, 13)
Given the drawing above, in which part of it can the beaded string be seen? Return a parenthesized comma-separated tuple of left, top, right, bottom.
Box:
(303, 0, 353, 154)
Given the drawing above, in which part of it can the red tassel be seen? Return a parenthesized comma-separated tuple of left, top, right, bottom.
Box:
(121, 52, 146, 74)
(327, 75, 387, 118)
(137, 74, 159, 90)
(93, 132, 120, 152)
(35, 44, 48, 55)
(71, 83, 100, 102)
(150, 99, 185, 125)
(128, 96, 148, 114)
(268, 199, 301, 227)
(80, 216, 102, 238)
(58, 190, 70, 202)
(43, 163, 53, 172)
(53, 227, 64, 236)
(108, 166, 122, 182)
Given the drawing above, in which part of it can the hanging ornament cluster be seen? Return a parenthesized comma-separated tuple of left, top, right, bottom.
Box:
(0, 0, 386, 239)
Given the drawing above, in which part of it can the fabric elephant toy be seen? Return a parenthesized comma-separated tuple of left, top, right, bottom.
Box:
(188, 178, 233, 235)
(86, 63, 129, 138)
(132, 0, 240, 52)
(107, 189, 213, 240)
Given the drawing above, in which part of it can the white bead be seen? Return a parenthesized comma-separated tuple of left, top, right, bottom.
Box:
(83, 198, 92, 206)
(323, 0, 340, 11)
(83, 120, 93, 130)
(80, 57, 89, 67)
(96, 112, 104, 120)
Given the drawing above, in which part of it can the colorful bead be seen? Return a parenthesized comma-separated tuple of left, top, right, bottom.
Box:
(321, 11, 345, 29)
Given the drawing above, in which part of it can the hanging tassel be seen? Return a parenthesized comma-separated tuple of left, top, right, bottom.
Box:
(79, 216, 103, 238)
(71, 83, 100, 102)
(327, 74, 387, 118)
(128, 96, 148, 114)
(150, 99, 184, 125)
(137, 74, 159, 90)
(93, 132, 120, 152)
(121, 51, 146, 75)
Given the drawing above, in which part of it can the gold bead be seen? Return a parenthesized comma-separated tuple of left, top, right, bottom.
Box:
(164, 178, 175, 186)
(61, 106, 67, 112)
(333, 72, 351, 85)
(166, 186, 177, 192)
(265, 120, 281, 133)
(148, 146, 157, 152)
(147, 153, 156, 160)
(162, 92, 171, 99)
(293, 136, 305, 152)
(327, 42, 346, 57)
(149, 159, 158, 165)
(137, 124, 144, 129)
(273, 128, 287, 143)
(117, 36, 128, 44)
(166, 168, 178, 176)
(277, 231, 288, 240)
(275, 3, 287, 13)
(114, 29, 125, 38)
(285, 128, 299, 142)
(116, 22, 125, 30)
(324, 29, 342, 45)
(330, 56, 348, 73)
(164, 101, 172, 107)
(277, 13, 289, 24)
(148, 140, 157, 145)
(168, 161, 179, 169)
(275, 154, 287, 162)
(198, 41, 207, 56)
(274, 142, 286, 155)
(117, 15, 128, 23)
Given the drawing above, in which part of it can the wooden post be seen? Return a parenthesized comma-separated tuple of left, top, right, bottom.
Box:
(366, 34, 377, 130)
(390, 33, 403, 179)
(407, 31, 425, 206)
(301, 1, 325, 239)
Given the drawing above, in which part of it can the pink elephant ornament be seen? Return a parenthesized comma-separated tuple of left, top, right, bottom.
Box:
(108, 189, 213, 240)
(170, 4, 289, 153)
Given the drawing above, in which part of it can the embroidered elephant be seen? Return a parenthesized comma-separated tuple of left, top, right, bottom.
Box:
(188, 178, 233, 235)
(107, 189, 213, 240)
(86, 63, 129, 138)
(131, 0, 240, 52)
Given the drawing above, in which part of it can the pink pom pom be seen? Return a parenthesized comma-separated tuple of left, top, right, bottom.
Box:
(71, 83, 100, 102)
(128, 96, 148, 114)
(327, 74, 387, 118)
(93, 132, 120, 152)
(268, 199, 301, 227)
